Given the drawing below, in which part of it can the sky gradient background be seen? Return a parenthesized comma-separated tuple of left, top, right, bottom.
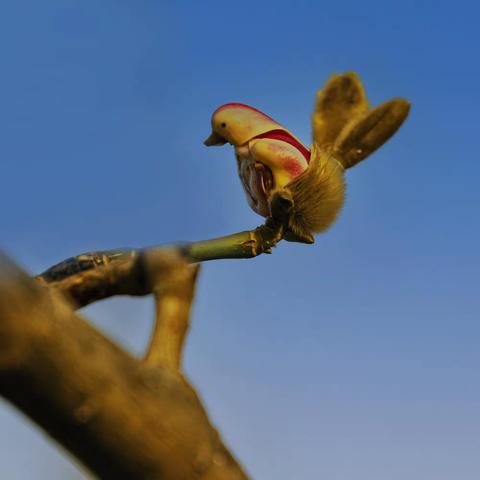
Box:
(1, 1, 479, 479)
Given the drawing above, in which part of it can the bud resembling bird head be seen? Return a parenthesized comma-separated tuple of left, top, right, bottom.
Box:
(204, 102, 311, 224)
(204, 103, 282, 147)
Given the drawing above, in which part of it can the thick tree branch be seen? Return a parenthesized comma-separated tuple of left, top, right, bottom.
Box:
(0, 252, 248, 480)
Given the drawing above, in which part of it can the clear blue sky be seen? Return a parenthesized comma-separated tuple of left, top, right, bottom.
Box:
(1, 1, 479, 479)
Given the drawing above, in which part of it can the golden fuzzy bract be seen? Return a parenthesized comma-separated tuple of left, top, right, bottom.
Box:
(312, 72, 369, 149)
(284, 144, 345, 239)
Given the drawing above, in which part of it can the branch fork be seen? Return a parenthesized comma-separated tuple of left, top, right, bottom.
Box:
(1, 251, 248, 479)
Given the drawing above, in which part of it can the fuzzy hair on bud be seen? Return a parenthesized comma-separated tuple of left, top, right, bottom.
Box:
(282, 144, 345, 240)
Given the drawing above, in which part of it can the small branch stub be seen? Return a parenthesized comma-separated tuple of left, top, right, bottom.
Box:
(143, 249, 201, 370)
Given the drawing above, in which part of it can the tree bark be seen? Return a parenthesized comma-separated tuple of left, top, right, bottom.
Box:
(0, 252, 248, 479)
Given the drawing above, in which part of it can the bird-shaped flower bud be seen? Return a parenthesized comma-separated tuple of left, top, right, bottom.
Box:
(204, 103, 310, 217)
(205, 73, 410, 244)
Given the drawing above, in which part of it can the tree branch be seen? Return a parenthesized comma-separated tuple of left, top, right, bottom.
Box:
(0, 252, 248, 479)
(35, 219, 287, 308)
(1, 72, 410, 479)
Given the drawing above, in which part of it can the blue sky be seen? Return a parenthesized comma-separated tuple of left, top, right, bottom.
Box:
(1, 1, 479, 479)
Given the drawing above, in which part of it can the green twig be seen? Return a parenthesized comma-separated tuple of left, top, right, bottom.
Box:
(36, 219, 283, 288)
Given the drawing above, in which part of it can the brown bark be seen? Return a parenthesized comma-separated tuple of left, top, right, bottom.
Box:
(0, 251, 248, 479)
